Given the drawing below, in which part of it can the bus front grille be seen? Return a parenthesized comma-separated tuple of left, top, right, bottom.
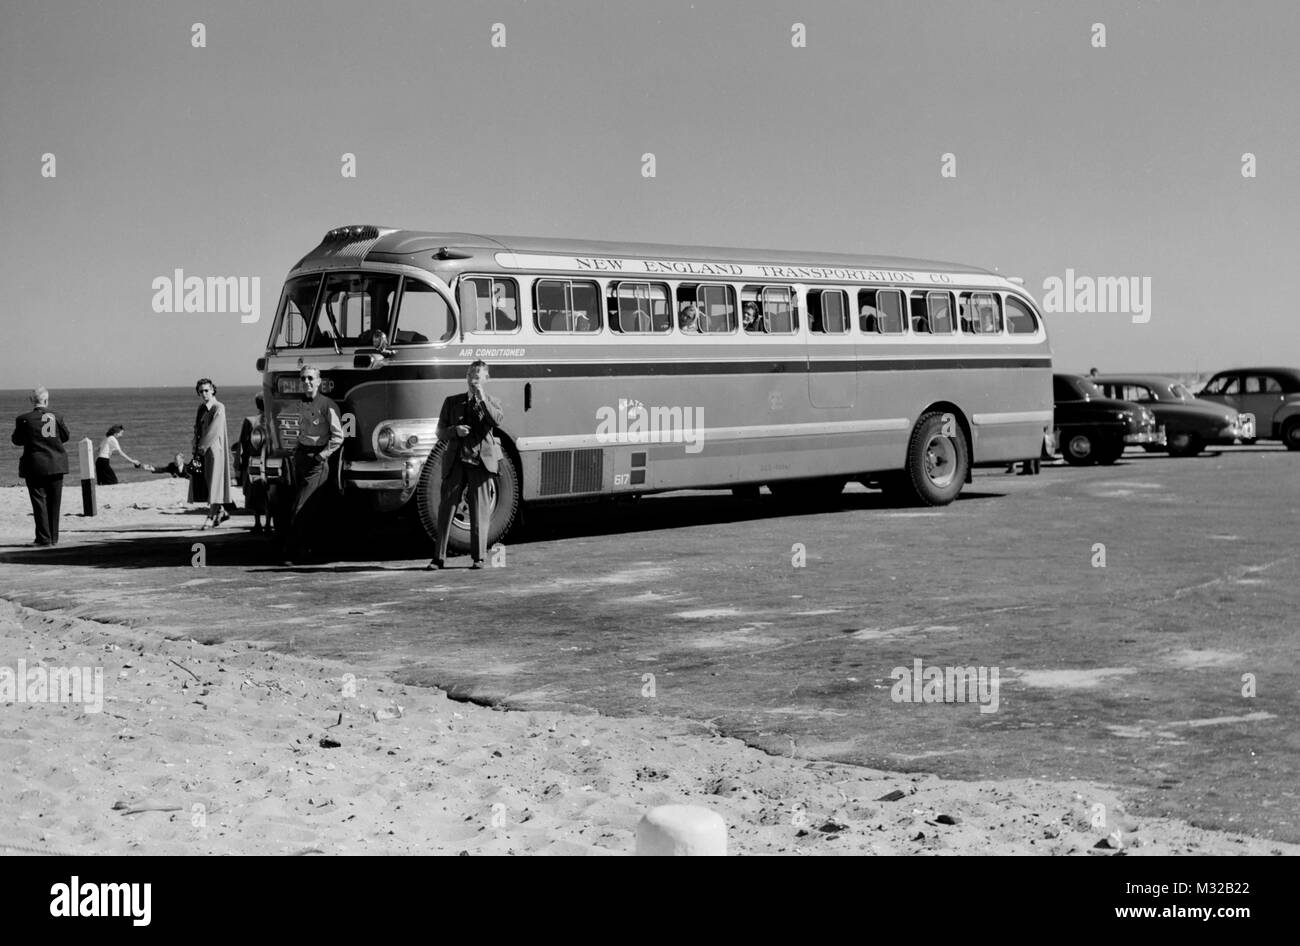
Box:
(539, 449, 604, 496)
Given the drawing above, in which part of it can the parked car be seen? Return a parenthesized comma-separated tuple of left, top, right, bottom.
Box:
(1196, 367, 1300, 450)
(1052, 373, 1165, 464)
(1092, 375, 1246, 456)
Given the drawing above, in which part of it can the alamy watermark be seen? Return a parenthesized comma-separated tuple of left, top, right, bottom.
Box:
(1041, 269, 1151, 324)
(595, 398, 704, 454)
(151, 270, 260, 323)
(890, 659, 1000, 714)
(0, 660, 104, 714)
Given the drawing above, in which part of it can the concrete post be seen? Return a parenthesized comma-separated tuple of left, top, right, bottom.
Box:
(78, 437, 96, 516)
(635, 805, 726, 856)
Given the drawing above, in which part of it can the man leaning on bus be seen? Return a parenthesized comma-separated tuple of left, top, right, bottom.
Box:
(429, 360, 504, 571)
(283, 365, 344, 566)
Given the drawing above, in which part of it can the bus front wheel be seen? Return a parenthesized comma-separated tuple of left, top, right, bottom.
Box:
(903, 411, 969, 506)
(415, 443, 521, 555)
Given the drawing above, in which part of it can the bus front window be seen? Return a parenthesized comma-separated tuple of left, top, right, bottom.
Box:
(304, 272, 400, 349)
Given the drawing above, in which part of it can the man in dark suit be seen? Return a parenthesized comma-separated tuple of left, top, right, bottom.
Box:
(11, 386, 71, 546)
(429, 360, 504, 570)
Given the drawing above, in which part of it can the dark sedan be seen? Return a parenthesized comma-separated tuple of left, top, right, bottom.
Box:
(1052, 374, 1164, 464)
(1196, 367, 1300, 450)
(1092, 375, 1245, 456)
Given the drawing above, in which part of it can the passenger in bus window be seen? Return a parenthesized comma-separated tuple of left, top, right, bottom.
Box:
(679, 302, 701, 333)
(743, 302, 765, 333)
(860, 304, 880, 333)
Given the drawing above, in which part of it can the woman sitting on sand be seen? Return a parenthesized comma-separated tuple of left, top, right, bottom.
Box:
(95, 425, 142, 485)
(190, 378, 233, 529)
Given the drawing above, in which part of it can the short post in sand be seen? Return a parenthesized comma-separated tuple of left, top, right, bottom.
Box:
(635, 805, 726, 856)
(78, 437, 97, 516)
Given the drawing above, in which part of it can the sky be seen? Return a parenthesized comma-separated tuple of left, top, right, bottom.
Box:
(2, 0, 1298, 388)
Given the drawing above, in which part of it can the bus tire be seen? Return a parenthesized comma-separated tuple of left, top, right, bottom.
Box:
(415, 443, 521, 554)
(903, 411, 968, 506)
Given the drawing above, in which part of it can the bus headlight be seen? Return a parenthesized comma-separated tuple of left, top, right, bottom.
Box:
(374, 419, 441, 458)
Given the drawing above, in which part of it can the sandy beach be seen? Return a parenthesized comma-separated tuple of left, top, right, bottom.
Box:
(0, 480, 1293, 856)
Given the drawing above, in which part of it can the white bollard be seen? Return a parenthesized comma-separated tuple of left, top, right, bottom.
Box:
(635, 805, 727, 856)
(78, 437, 97, 517)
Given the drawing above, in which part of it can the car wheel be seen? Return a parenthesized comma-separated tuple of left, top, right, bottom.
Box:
(1062, 431, 1096, 465)
(1282, 418, 1300, 452)
(1094, 440, 1125, 465)
(1167, 431, 1204, 457)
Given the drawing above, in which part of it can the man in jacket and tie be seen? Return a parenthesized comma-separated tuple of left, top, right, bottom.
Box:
(11, 386, 71, 547)
(429, 360, 504, 570)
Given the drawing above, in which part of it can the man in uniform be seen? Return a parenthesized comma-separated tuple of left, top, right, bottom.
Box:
(11, 386, 70, 547)
(283, 365, 344, 565)
(429, 360, 504, 570)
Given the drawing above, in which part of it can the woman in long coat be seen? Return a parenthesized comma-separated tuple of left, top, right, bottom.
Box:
(190, 378, 233, 528)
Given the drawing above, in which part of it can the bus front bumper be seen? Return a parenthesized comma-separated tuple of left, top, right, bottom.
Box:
(250, 457, 426, 490)
(344, 458, 426, 490)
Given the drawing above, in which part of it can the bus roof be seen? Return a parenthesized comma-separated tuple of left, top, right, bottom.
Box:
(295, 225, 1005, 278)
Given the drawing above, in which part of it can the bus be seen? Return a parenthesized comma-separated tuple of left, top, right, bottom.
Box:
(251, 226, 1053, 552)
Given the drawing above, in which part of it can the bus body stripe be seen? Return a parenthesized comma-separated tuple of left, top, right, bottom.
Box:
(515, 418, 909, 451)
(272, 356, 1052, 388)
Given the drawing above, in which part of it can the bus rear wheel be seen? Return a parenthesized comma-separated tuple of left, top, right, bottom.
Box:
(903, 411, 968, 506)
(415, 443, 521, 554)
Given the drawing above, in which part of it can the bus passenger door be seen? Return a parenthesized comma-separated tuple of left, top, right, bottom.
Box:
(805, 288, 855, 408)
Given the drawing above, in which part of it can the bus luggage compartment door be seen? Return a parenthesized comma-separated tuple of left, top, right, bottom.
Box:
(806, 345, 855, 408)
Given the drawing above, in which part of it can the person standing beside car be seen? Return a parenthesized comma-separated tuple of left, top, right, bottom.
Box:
(11, 386, 70, 547)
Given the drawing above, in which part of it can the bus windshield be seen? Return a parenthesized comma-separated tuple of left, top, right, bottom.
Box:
(271, 272, 401, 349)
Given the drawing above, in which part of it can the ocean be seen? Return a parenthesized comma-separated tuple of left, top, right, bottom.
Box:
(2, 386, 261, 487)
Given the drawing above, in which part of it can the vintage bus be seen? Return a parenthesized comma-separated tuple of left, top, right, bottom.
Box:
(251, 226, 1053, 552)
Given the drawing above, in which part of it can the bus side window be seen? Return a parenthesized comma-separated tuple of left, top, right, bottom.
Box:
(960, 291, 1002, 334)
(535, 279, 602, 333)
(463, 276, 520, 333)
(927, 291, 955, 334)
(1005, 296, 1039, 335)
(810, 289, 847, 334)
(860, 288, 905, 334)
(762, 287, 796, 334)
(612, 281, 669, 333)
(394, 280, 453, 344)
(698, 284, 736, 333)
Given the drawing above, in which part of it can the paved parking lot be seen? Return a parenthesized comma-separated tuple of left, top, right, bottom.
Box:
(2, 445, 1297, 842)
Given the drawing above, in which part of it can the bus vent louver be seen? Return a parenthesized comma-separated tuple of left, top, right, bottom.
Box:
(539, 451, 573, 496)
(291, 226, 392, 270)
(539, 449, 604, 496)
(572, 449, 603, 493)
